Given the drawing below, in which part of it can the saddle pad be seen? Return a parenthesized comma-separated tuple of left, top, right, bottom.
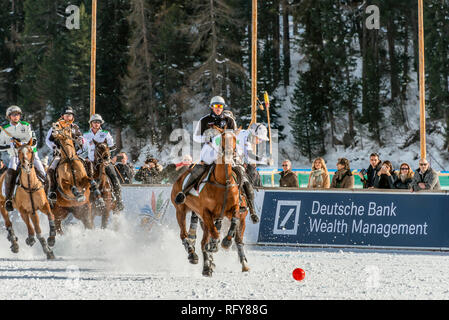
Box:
(182, 166, 213, 197)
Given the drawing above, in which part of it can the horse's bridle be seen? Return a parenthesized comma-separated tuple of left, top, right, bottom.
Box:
(94, 143, 111, 166)
(17, 144, 42, 215)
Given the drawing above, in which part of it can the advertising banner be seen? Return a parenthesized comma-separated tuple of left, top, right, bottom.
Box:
(257, 190, 449, 249)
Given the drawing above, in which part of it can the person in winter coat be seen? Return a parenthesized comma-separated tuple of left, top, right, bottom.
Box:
(357, 153, 382, 189)
(135, 157, 164, 184)
(307, 157, 330, 189)
(279, 160, 299, 188)
(331, 158, 354, 189)
(114, 152, 134, 184)
(394, 162, 414, 189)
(373, 160, 397, 189)
(409, 159, 441, 192)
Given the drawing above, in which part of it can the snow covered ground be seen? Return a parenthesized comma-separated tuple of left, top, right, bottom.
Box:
(0, 212, 448, 300)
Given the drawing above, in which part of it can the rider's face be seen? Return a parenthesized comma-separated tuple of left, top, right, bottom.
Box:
(9, 113, 21, 124)
(63, 114, 74, 122)
(91, 121, 101, 130)
(212, 107, 223, 116)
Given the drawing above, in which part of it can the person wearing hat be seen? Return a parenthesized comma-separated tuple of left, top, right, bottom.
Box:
(135, 156, 164, 184)
(232, 123, 273, 223)
(0, 105, 47, 211)
(83, 114, 124, 211)
(45, 107, 85, 203)
(174, 95, 236, 205)
(331, 158, 355, 189)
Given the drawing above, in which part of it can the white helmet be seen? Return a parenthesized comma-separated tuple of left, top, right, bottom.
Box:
(6, 105, 22, 119)
(210, 96, 227, 108)
(89, 114, 105, 124)
(250, 123, 269, 141)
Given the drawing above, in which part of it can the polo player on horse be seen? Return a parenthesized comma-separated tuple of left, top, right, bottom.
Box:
(83, 114, 124, 211)
(46, 107, 86, 204)
(174, 95, 236, 204)
(0, 105, 47, 212)
(174, 95, 267, 223)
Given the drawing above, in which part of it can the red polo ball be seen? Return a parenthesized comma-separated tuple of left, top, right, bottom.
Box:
(292, 268, 305, 281)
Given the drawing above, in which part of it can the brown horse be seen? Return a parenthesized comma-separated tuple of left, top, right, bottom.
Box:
(91, 140, 116, 228)
(171, 126, 250, 276)
(50, 122, 93, 234)
(0, 139, 56, 259)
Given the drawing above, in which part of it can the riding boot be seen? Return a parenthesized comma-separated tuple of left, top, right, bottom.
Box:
(243, 180, 259, 224)
(4, 169, 18, 212)
(47, 168, 57, 202)
(105, 164, 124, 211)
(174, 164, 209, 205)
(113, 186, 124, 211)
(35, 170, 46, 184)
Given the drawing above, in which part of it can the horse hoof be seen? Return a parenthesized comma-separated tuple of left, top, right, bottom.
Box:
(10, 243, 19, 253)
(250, 214, 259, 224)
(47, 237, 56, 247)
(242, 264, 250, 272)
(26, 237, 36, 247)
(46, 251, 55, 260)
(202, 268, 213, 277)
(221, 237, 232, 249)
(188, 252, 199, 264)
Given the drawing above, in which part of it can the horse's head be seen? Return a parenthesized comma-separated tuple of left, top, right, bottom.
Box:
(17, 139, 35, 174)
(52, 122, 73, 142)
(213, 125, 242, 165)
(93, 140, 111, 164)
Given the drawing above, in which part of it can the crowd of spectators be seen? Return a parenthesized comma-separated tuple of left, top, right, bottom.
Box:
(278, 153, 441, 192)
(110, 150, 443, 193)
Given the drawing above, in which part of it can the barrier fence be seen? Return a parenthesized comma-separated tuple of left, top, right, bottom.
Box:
(122, 184, 449, 251)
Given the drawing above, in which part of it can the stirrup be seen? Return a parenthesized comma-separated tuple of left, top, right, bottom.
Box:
(5, 200, 13, 212)
(174, 192, 186, 205)
(48, 192, 57, 201)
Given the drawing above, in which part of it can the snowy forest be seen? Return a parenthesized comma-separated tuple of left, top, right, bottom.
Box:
(1, 0, 449, 168)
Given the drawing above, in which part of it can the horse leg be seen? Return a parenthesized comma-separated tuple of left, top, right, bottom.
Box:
(74, 203, 93, 230)
(19, 211, 36, 247)
(201, 222, 213, 277)
(177, 207, 198, 264)
(0, 205, 19, 253)
(29, 211, 55, 260)
(235, 216, 250, 272)
(206, 218, 223, 253)
(185, 212, 199, 263)
(53, 205, 69, 235)
(100, 199, 111, 229)
(222, 216, 239, 250)
(204, 211, 221, 254)
(40, 201, 56, 247)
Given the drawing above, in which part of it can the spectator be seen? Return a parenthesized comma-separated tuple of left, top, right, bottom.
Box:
(175, 155, 193, 176)
(331, 158, 354, 189)
(394, 162, 414, 189)
(279, 160, 299, 188)
(0, 159, 6, 175)
(410, 159, 441, 192)
(373, 160, 397, 189)
(307, 157, 330, 189)
(135, 156, 164, 184)
(357, 153, 382, 189)
(115, 152, 134, 184)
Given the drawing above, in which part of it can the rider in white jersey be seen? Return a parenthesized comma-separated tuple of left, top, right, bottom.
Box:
(0, 106, 46, 211)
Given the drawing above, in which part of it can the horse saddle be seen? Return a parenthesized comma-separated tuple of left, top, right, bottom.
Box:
(182, 165, 214, 197)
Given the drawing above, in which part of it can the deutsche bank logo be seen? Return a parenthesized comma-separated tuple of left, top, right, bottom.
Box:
(273, 200, 301, 235)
